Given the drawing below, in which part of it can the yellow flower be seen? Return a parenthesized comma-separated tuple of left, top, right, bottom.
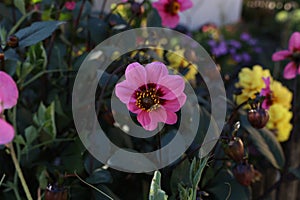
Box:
(166, 48, 198, 82)
(266, 104, 293, 142)
(270, 80, 293, 109)
(235, 65, 293, 142)
(235, 65, 271, 105)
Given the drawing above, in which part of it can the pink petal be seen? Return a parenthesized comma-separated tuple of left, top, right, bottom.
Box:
(163, 93, 186, 112)
(161, 13, 180, 28)
(158, 75, 185, 98)
(149, 106, 167, 123)
(0, 71, 18, 113)
(152, 1, 167, 11)
(283, 62, 298, 79)
(137, 111, 151, 129)
(145, 62, 168, 83)
(115, 81, 136, 104)
(0, 119, 14, 145)
(165, 111, 177, 124)
(261, 100, 270, 110)
(128, 100, 141, 114)
(289, 32, 300, 52)
(177, 0, 193, 11)
(272, 50, 291, 61)
(125, 62, 147, 88)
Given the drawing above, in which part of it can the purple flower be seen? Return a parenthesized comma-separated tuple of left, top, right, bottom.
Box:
(272, 32, 300, 79)
(260, 77, 272, 110)
(228, 40, 241, 49)
(240, 33, 251, 41)
(115, 62, 186, 131)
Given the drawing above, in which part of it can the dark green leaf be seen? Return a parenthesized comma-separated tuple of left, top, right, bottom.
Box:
(86, 169, 112, 184)
(15, 21, 65, 48)
(25, 125, 38, 145)
(147, 9, 162, 27)
(289, 167, 300, 180)
(14, 0, 25, 15)
(240, 114, 285, 169)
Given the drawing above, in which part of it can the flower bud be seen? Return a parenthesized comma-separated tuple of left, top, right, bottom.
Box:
(6, 35, 19, 48)
(131, 3, 144, 16)
(224, 137, 244, 162)
(247, 108, 269, 129)
(45, 185, 68, 200)
(233, 163, 255, 186)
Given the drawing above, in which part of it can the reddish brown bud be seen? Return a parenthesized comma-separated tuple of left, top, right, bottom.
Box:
(6, 35, 19, 48)
(45, 185, 68, 200)
(224, 137, 244, 162)
(233, 163, 255, 186)
(247, 108, 269, 129)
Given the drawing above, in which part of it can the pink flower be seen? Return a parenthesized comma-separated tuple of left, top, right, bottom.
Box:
(115, 62, 186, 131)
(65, 1, 76, 11)
(260, 77, 272, 110)
(272, 32, 300, 79)
(0, 119, 15, 145)
(152, 0, 193, 28)
(0, 71, 18, 145)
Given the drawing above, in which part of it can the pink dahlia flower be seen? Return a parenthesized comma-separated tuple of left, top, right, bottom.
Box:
(65, 1, 76, 11)
(272, 32, 300, 79)
(152, 0, 193, 28)
(260, 77, 272, 110)
(115, 62, 186, 131)
(0, 71, 18, 145)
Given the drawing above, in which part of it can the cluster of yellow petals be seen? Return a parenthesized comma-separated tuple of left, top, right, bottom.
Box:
(166, 48, 198, 82)
(235, 65, 293, 142)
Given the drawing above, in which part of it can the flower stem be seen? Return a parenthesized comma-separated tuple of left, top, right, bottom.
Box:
(7, 143, 33, 200)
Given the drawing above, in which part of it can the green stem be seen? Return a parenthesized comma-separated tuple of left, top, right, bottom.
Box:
(8, 143, 33, 200)
(0, 174, 5, 186)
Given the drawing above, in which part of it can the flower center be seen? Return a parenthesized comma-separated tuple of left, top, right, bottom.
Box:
(136, 87, 160, 112)
(292, 51, 300, 64)
(165, 1, 180, 15)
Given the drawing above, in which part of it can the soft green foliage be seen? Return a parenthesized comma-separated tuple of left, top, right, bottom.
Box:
(149, 171, 168, 200)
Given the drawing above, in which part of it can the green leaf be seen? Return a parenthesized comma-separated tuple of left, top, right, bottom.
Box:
(25, 126, 38, 145)
(14, 0, 26, 15)
(33, 102, 56, 139)
(240, 114, 285, 169)
(15, 21, 65, 48)
(147, 9, 162, 27)
(206, 169, 251, 200)
(86, 169, 112, 184)
(14, 135, 26, 145)
(87, 17, 108, 44)
(289, 167, 300, 179)
(149, 171, 168, 200)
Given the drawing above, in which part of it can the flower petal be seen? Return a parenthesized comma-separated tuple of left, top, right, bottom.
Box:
(137, 111, 151, 129)
(165, 111, 178, 124)
(145, 62, 168, 83)
(158, 75, 185, 98)
(161, 13, 180, 28)
(283, 62, 298, 79)
(177, 0, 193, 11)
(125, 62, 147, 88)
(115, 81, 136, 104)
(149, 107, 167, 124)
(289, 32, 300, 52)
(0, 71, 18, 113)
(0, 119, 14, 145)
(163, 93, 186, 112)
(272, 50, 291, 61)
(128, 100, 140, 114)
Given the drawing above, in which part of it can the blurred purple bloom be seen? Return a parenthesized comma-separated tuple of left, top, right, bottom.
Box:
(240, 32, 251, 41)
(228, 40, 241, 49)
